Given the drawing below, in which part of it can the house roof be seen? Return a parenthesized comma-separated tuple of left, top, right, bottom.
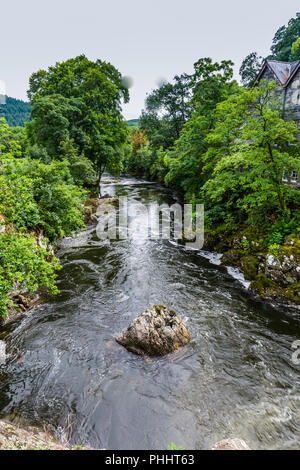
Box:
(256, 60, 300, 87)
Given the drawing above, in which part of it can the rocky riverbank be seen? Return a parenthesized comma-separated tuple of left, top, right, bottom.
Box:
(0, 418, 250, 450)
(203, 229, 300, 306)
(0, 419, 96, 450)
(0, 419, 69, 450)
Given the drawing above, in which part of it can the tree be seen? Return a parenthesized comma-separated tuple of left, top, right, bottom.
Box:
(203, 82, 300, 228)
(269, 13, 300, 61)
(190, 58, 235, 112)
(27, 55, 129, 184)
(140, 74, 191, 149)
(165, 59, 239, 200)
(239, 52, 264, 87)
(291, 37, 300, 55)
(240, 13, 300, 85)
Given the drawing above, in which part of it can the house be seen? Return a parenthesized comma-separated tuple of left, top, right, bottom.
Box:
(255, 60, 300, 131)
(256, 60, 300, 185)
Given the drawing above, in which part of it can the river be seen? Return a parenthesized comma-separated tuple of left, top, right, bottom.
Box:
(0, 176, 300, 450)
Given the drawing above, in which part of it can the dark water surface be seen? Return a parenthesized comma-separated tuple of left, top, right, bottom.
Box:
(1, 177, 300, 450)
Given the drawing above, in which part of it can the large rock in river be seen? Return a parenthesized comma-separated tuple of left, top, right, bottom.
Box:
(115, 305, 190, 356)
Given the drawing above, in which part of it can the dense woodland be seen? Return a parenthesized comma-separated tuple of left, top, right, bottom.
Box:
(0, 14, 300, 315)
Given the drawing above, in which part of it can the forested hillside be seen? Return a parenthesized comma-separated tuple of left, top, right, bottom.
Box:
(0, 96, 31, 126)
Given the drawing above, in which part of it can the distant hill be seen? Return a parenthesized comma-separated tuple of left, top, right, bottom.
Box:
(0, 96, 31, 127)
(127, 119, 139, 127)
(0, 98, 138, 129)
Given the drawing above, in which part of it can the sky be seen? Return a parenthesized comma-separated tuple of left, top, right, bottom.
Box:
(0, 0, 299, 119)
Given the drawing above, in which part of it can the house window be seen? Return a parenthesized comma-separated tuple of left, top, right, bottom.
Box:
(291, 170, 298, 183)
(282, 170, 289, 182)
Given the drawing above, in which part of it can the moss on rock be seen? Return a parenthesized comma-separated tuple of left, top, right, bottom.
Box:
(284, 282, 300, 302)
(249, 274, 278, 295)
(240, 255, 259, 280)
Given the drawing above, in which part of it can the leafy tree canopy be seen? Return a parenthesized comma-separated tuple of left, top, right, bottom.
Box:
(203, 82, 300, 229)
(139, 74, 191, 150)
(164, 59, 239, 198)
(27, 55, 130, 183)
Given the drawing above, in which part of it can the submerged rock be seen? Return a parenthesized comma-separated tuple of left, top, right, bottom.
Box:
(115, 305, 190, 356)
(212, 438, 251, 450)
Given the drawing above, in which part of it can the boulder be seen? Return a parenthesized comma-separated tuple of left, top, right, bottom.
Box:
(115, 305, 190, 356)
(264, 253, 299, 286)
(212, 438, 251, 450)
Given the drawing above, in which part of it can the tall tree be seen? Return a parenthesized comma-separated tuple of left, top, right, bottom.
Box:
(269, 13, 300, 61)
(140, 74, 191, 149)
(27, 55, 130, 183)
(165, 59, 239, 200)
(203, 82, 300, 227)
(239, 52, 264, 88)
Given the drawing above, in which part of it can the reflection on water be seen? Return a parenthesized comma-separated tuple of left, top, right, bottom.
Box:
(0, 176, 300, 450)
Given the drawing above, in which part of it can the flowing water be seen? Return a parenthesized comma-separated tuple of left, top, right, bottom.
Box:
(0, 176, 300, 450)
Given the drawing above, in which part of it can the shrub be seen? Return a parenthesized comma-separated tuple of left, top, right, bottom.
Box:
(0, 231, 61, 316)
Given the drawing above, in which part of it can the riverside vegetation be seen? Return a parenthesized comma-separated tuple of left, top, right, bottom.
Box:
(0, 14, 300, 322)
(0, 55, 129, 318)
(124, 13, 300, 305)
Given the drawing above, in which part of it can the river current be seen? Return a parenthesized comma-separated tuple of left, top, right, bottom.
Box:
(0, 176, 300, 450)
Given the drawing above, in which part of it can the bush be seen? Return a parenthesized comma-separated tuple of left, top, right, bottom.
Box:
(267, 217, 298, 246)
(0, 231, 61, 316)
(0, 156, 87, 240)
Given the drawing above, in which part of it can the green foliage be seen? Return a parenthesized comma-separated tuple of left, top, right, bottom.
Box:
(0, 117, 88, 315)
(15, 159, 87, 240)
(241, 238, 250, 251)
(0, 117, 24, 157)
(167, 443, 185, 450)
(269, 13, 300, 61)
(27, 55, 129, 183)
(59, 138, 97, 187)
(0, 231, 61, 316)
(291, 37, 300, 55)
(202, 82, 300, 228)
(268, 243, 280, 257)
(165, 59, 239, 198)
(267, 217, 298, 246)
(0, 96, 31, 127)
(239, 52, 264, 87)
(140, 74, 191, 150)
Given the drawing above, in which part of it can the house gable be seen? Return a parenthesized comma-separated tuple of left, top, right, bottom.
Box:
(255, 60, 300, 137)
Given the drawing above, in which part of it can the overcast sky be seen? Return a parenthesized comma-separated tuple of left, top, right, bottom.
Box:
(0, 1, 299, 119)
